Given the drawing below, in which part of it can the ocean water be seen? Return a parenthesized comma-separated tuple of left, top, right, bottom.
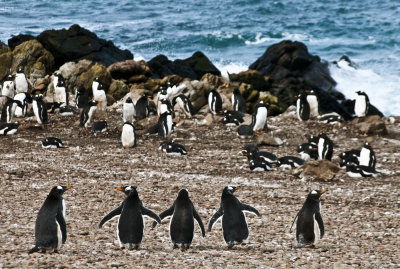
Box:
(0, 0, 399, 115)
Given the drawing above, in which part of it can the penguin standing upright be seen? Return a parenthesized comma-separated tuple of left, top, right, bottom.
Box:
(32, 94, 49, 124)
(29, 186, 72, 254)
(14, 92, 31, 117)
(99, 186, 161, 250)
(2, 75, 15, 98)
(53, 73, 68, 106)
(75, 86, 89, 109)
(251, 101, 268, 132)
(159, 98, 174, 116)
(172, 94, 194, 118)
(79, 100, 97, 128)
(317, 133, 333, 161)
(231, 88, 246, 113)
(152, 189, 205, 251)
(208, 90, 223, 115)
(121, 122, 136, 148)
(359, 142, 376, 168)
(123, 97, 135, 123)
(291, 190, 326, 249)
(1, 98, 22, 123)
(208, 186, 261, 249)
(15, 67, 29, 94)
(135, 95, 151, 120)
(92, 78, 107, 111)
(354, 91, 369, 117)
(296, 94, 310, 121)
(306, 90, 320, 118)
(157, 87, 168, 116)
(158, 112, 174, 138)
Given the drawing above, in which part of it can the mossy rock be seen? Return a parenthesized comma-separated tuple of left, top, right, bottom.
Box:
(108, 79, 130, 104)
(0, 51, 13, 81)
(230, 70, 269, 91)
(76, 63, 111, 92)
(201, 73, 225, 89)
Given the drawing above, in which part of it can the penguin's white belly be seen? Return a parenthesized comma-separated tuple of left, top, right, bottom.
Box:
(307, 96, 319, 118)
(359, 148, 370, 166)
(354, 96, 367, 117)
(166, 116, 173, 136)
(32, 100, 42, 124)
(296, 99, 302, 121)
(300, 152, 311, 161)
(6, 128, 18, 135)
(15, 75, 28, 93)
(56, 221, 62, 250)
(318, 138, 325, 160)
(347, 170, 362, 178)
(253, 108, 267, 131)
(176, 98, 188, 116)
(54, 87, 67, 104)
(208, 94, 215, 114)
(251, 167, 266, 172)
(2, 81, 14, 98)
(121, 126, 135, 147)
(13, 94, 26, 117)
(123, 104, 135, 123)
(313, 214, 319, 245)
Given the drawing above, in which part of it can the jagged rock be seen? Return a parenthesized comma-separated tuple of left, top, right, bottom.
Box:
(201, 73, 225, 89)
(37, 24, 133, 68)
(352, 115, 388, 136)
(148, 51, 220, 80)
(8, 34, 35, 50)
(293, 159, 340, 181)
(229, 70, 270, 91)
(107, 60, 151, 80)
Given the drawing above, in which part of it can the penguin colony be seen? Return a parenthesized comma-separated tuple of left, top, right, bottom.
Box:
(0, 70, 381, 254)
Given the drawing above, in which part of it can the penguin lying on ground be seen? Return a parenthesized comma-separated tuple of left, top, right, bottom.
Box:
(318, 113, 343, 124)
(244, 148, 279, 165)
(290, 190, 326, 249)
(223, 109, 244, 123)
(237, 125, 254, 139)
(297, 143, 318, 161)
(152, 189, 205, 251)
(220, 114, 241, 126)
(359, 142, 376, 169)
(29, 186, 72, 254)
(208, 186, 261, 249)
(42, 137, 65, 149)
(159, 140, 187, 156)
(0, 121, 22, 135)
(249, 157, 274, 172)
(339, 149, 360, 168)
(277, 156, 304, 169)
(345, 162, 379, 178)
(99, 186, 161, 250)
(91, 120, 108, 134)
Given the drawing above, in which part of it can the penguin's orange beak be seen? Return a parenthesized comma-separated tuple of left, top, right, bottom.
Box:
(320, 190, 327, 194)
(235, 186, 241, 190)
(65, 187, 72, 190)
(116, 187, 123, 191)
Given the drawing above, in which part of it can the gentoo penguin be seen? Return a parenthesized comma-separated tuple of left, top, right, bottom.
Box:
(123, 97, 135, 123)
(54, 73, 68, 106)
(79, 100, 97, 128)
(306, 90, 320, 118)
(251, 101, 268, 132)
(317, 133, 333, 161)
(246, 149, 279, 165)
(221, 114, 240, 126)
(241, 144, 259, 156)
(158, 112, 174, 138)
(28, 186, 72, 254)
(318, 114, 343, 124)
(2, 75, 15, 98)
(208, 186, 261, 249)
(296, 94, 310, 121)
(157, 87, 168, 116)
(277, 156, 304, 169)
(172, 94, 194, 118)
(354, 91, 369, 117)
(92, 78, 107, 111)
(75, 86, 89, 109)
(249, 157, 273, 172)
(98, 186, 161, 250)
(359, 142, 376, 168)
(121, 122, 136, 148)
(290, 190, 326, 249)
(91, 120, 108, 134)
(42, 137, 65, 149)
(159, 98, 174, 116)
(223, 109, 244, 123)
(231, 88, 246, 113)
(152, 189, 205, 251)
(135, 95, 151, 120)
(237, 125, 254, 139)
(32, 94, 49, 124)
(305, 134, 319, 146)
(297, 143, 319, 161)
(161, 141, 187, 156)
(15, 67, 29, 94)
(208, 90, 223, 115)
(346, 162, 379, 178)
(14, 92, 31, 117)
(0, 121, 21, 135)
(339, 149, 360, 168)
(1, 98, 23, 123)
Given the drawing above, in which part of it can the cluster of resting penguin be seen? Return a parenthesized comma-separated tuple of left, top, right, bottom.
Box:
(0, 68, 378, 254)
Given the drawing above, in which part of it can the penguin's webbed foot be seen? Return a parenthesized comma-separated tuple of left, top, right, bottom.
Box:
(293, 243, 304, 249)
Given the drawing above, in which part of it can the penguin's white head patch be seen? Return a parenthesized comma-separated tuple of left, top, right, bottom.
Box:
(57, 186, 63, 190)
(311, 190, 317, 195)
(125, 186, 132, 191)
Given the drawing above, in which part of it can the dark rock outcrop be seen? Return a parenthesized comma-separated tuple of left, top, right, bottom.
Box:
(148, 51, 220, 80)
(8, 34, 35, 50)
(107, 60, 151, 80)
(37, 24, 133, 68)
(229, 70, 270, 91)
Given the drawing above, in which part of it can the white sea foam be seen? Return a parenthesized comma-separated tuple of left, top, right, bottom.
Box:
(245, 33, 274, 45)
(329, 59, 400, 116)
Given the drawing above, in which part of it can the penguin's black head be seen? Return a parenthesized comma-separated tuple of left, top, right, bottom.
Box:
(17, 67, 23, 73)
(116, 186, 137, 196)
(161, 98, 169, 104)
(307, 190, 326, 201)
(77, 86, 86, 93)
(178, 188, 189, 198)
(242, 144, 258, 156)
(49, 185, 72, 197)
(126, 97, 133, 103)
(363, 142, 373, 149)
(233, 88, 240, 95)
(223, 186, 240, 195)
(94, 77, 100, 82)
(89, 100, 98, 106)
(6, 74, 13, 81)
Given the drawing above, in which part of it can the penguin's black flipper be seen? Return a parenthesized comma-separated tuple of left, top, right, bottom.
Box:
(56, 211, 67, 244)
(141, 206, 161, 224)
(193, 207, 206, 237)
(207, 207, 223, 232)
(99, 204, 123, 228)
(315, 212, 324, 239)
(240, 203, 261, 217)
(152, 204, 174, 228)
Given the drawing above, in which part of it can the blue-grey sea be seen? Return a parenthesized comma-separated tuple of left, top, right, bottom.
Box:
(0, 0, 399, 115)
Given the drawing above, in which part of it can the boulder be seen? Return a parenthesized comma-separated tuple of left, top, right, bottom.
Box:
(179, 51, 221, 78)
(229, 70, 270, 91)
(107, 60, 151, 80)
(37, 24, 133, 68)
(76, 63, 112, 94)
(293, 159, 340, 181)
(108, 79, 130, 105)
(0, 47, 12, 81)
(352, 115, 388, 136)
(8, 34, 35, 50)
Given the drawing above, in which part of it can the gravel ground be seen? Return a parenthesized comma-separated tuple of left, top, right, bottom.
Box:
(0, 108, 399, 268)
